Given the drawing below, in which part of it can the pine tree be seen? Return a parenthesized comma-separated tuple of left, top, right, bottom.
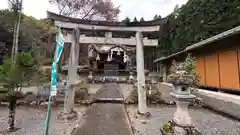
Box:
(140, 17, 145, 22)
(133, 17, 138, 22)
(122, 17, 130, 23)
(154, 14, 162, 20)
(153, 14, 158, 20)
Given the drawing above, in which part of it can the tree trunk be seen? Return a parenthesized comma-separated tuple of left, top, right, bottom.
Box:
(11, 20, 17, 62)
(8, 99, 16, 131)
(11, 0, 23, 64)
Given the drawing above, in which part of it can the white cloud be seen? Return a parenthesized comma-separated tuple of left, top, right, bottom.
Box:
(0, 0, 57, 19)
(0, 0, 187, 20)
(0, 0, 8, 9)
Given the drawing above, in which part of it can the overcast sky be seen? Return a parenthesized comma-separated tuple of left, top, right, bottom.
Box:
(0, 0, 187, 20)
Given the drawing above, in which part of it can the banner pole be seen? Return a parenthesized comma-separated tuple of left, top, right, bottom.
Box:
(43, 28, 64, 135)
(43, 90, 52, 135)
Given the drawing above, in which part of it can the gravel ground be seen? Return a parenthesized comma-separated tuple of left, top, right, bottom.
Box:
(0, 83, 113, 135)
(3, 83, 240, 135)
(0, 84, 104, 135)
(127, 105, 240, 135)
(0, 106, 87, 135)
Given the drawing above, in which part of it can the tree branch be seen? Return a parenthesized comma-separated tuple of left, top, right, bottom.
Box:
(81, 6, 94, 19)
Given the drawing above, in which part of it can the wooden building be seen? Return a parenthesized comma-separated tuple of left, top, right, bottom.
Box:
(154, 26, 240, 92)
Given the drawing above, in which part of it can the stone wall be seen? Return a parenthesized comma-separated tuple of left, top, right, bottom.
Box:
(193, 89, 240, 120)
(158, 82, 240, 120)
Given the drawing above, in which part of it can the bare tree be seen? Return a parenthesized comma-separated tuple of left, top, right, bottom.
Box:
(49, 0, 120, 21)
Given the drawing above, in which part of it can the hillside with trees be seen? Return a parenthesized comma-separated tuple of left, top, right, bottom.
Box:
(158, 0, 240, 56)
(0, 9, 55, 64)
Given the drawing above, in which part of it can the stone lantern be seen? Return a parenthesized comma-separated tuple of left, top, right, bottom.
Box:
(167, 64, 198, 135)
(129, 71, 135, 82)
(88, 70, 93, 81)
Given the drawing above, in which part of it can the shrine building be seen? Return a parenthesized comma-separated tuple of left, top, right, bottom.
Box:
(47, 12, 164, 78)
(154, 26, 240, 93)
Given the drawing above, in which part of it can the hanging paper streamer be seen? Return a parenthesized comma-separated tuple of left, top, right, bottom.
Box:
(117, 47, 121, 55)
(96, 53, 100, 60)
(107, 54, 112, 62)
(149, 85, 152, 95)
(124, 53, 129, 63)
(110, 50, 113, 59)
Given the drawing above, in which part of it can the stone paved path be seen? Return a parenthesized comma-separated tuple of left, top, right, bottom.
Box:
(72, 83, 133, 135)
(95, 83, 124, 102)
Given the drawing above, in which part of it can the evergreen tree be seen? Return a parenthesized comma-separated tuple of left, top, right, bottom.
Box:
(158, 0, 240, 56)
(140, 17, 145, 22)
(0, 52, 37, 131)
(133, 17, 138, 22)
(154, 14, 162, 20)
(153, 14, 158, 20)
(122, 17, 130, 23)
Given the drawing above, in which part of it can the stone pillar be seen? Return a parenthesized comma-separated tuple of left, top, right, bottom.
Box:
(174, 101, 192, 125)
(105, 32, 112, 38)
(63, 28, 80, 115)
(171, 90, 196, 135)
(128, 53, 135, 82)
(88, 60, 94, 80)
(162, 64, 167, 82)
(135, 31, 147, 114)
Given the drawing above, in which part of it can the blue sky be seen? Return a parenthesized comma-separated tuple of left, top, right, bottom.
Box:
(0, 0, 187, 20)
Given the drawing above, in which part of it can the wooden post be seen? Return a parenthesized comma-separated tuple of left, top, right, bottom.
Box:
(135, 31, 147, 114)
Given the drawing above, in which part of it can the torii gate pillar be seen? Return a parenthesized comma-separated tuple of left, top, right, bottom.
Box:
(136, 31, 147, 114)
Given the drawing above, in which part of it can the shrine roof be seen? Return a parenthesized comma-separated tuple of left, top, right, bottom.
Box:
(47, 11, 164, 27)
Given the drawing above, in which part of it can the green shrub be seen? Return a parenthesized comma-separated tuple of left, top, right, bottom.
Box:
(74, 83, 89, 90)
(168, 54, 199, 87)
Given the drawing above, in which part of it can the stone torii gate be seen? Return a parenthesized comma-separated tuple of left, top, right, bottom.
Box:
(47, 11, 161, 116)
